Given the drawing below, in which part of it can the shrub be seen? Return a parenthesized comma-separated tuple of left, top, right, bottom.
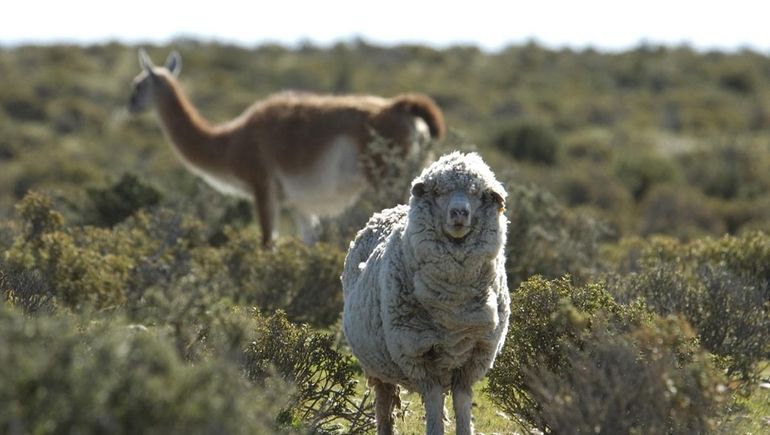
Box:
(124, 279, 372, 432)
(554, 164, 632, 211)
(493, 121, 559, 165)
(5, 193, 138, 308)
(718, 197, 770, 234)
(613, 151, 677, 200)
(0, 304, 289, 435)
(87, 173, 162, 227)
(487, 276, 724, 433)
(639, 184, 724, 238)
(243, 311, 374, 433)
(561, 128, 614, 163)
(99, 266, 369, 433)
(14, 191, 64, 241)
(9, 149, 103, 201)
(606, 232, 770, 384)
(677, 142, 770, 200)
(4, 194, 346, 327)
(525, 317, 723, 434)
(222, 232, 346, 328)
(1, 260, 54, 314)
(549, 164, 634, 235)
(505, 184, 610, 288)
(718, 67, 757, 94)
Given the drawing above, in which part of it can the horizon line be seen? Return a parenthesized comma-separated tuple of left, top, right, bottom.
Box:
(2, 34, 769, 56)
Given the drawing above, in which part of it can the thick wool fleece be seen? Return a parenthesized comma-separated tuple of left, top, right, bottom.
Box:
(342, 152, 510, 394)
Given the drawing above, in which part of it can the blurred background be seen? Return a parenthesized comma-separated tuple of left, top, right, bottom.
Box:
(2, 0, 770, 238)
(1, 2, 769, 434)
(4, 1, 769, 52)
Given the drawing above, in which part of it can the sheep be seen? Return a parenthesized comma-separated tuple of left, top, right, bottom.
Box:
(341, 151, 510, 435)
(127, 49, 445, 247)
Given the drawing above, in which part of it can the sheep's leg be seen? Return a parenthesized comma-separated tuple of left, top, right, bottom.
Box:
(370, 377, 400, 435)
(253, 179, 277, 247)
(452, 375, 474, 435)
(423, 383, 445, 435)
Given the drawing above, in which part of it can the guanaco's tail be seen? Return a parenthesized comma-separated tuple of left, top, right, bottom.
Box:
(388, 94, 446, 140)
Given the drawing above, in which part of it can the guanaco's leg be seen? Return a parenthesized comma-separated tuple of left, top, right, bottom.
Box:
(252, 178, 277, 247)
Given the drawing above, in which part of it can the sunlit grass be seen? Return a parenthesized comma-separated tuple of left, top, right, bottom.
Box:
(392, 379, 525, 435)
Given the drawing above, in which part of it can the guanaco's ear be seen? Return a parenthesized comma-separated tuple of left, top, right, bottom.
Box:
(411, 182, 426, 198)
(138, 49, 156, 76)
(166, 51, 182, 76)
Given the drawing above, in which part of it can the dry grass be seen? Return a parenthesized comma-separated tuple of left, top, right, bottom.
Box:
(393, 380, 525, 435)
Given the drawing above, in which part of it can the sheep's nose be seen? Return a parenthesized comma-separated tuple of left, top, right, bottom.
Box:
(448, 192, 472, 226)
(449, 205, 470, 221)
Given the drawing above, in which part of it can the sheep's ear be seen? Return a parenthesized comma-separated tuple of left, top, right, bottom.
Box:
(166, 51, 182, 76)
(488, 189, 506, 212)
(411, 182, 426, 198)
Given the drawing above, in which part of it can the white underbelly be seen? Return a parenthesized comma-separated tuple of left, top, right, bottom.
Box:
(277, 135, 366, 217)
(188, 164, 253, 199)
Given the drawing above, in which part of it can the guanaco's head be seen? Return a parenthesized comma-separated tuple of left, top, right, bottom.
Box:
(128, 49, 182, 114)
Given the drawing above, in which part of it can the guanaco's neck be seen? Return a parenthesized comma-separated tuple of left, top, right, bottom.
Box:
(153, 75, 227, 171)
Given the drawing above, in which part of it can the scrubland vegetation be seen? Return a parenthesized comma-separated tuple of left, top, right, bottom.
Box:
(1, 40, 769, 433)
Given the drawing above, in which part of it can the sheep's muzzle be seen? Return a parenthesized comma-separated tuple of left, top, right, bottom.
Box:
(445, 191, 473, 239)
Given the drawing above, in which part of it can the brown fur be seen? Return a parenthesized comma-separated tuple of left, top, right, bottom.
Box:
(129, 51, 445, 247)
(369, 376, 401, 435)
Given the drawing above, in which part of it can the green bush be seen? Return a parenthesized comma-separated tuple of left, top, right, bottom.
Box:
(11, 192, 64, 240)
(554, 165, 632, 211)
(222, 231, 346, 328)
(243, 311, 374, 433)
(487, 276, 723, 433)
(0, 304, 289, 435)
(493, 121, 559, 165)
(677, 142, 770, 200)
(123, 291, 371, 433)
(718, 65, 757, 94)
(1, 271, 372, 434)
(8, 149, 103, 201)
(639, 184, 724, 238)
(606, 232, 770, 384)
(561, 128, 614, 163)
(614, 151, 677, 200)
(549, 164, 635, 235)
(524, 317, 723, 434)
(1, 260, 54, 314)
(505, 184, 610, 288)
(3, 193, 346, 327)
(718, 197, 770, 234)
(87, 173, 162, 227)
(5, 193, 137, 308)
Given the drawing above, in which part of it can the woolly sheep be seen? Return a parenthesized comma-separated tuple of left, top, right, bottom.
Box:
(342, 151, 510, 435)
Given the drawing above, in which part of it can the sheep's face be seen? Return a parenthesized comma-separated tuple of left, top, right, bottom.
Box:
(411, 181, 505, 242)
(128, 50, 181, 114)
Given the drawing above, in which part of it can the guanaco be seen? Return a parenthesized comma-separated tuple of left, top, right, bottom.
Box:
(128, 49, 445, 247)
